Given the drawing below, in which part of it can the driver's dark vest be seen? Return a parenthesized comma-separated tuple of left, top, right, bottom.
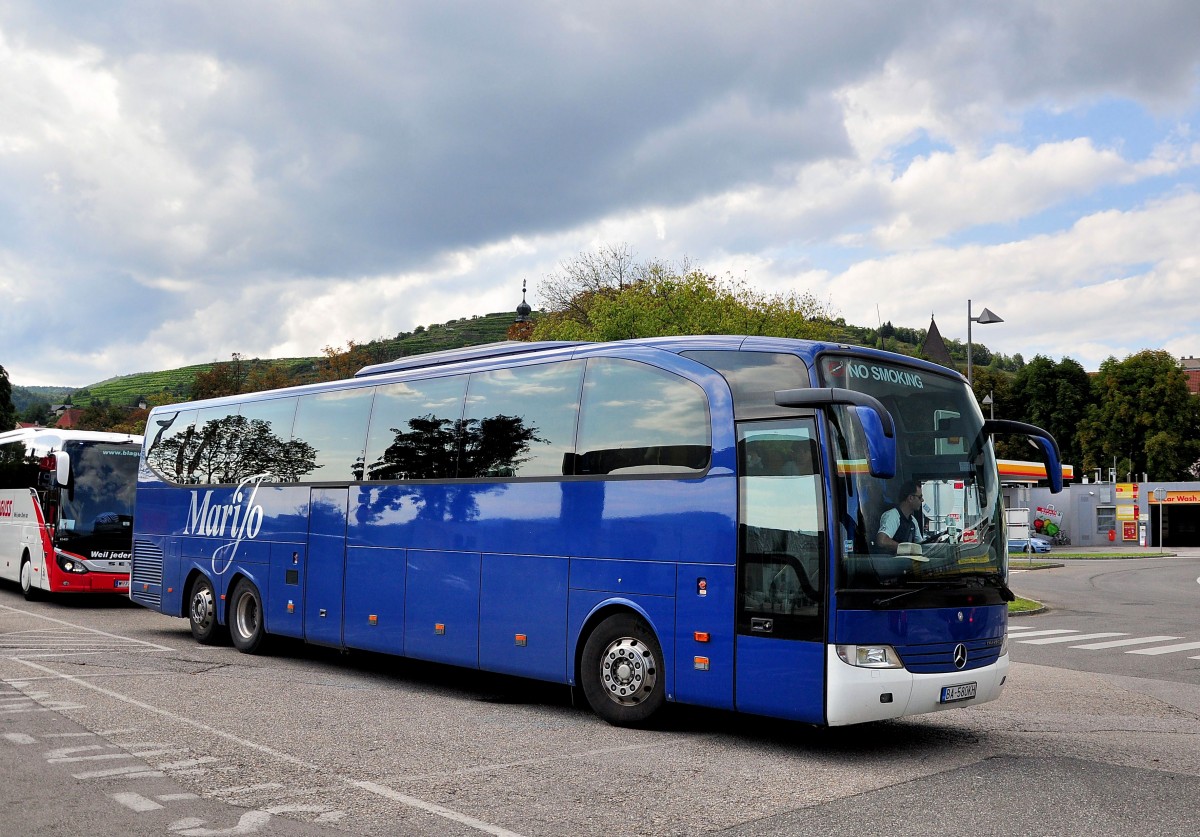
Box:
(889, 507, 921, 543)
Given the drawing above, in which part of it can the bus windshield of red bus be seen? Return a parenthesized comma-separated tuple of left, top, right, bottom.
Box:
(817, 355, 1005, 591)
(55, 441, 139, 542)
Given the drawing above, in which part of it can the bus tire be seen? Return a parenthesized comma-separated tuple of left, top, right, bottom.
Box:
(19, 553, 40, 601)
(188, 576, 227, 646)
(580, 613, 665, 727)
(228, 580, 268, 655)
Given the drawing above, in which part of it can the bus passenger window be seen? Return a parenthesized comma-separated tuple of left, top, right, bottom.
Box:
(460, 361, 584, 478)
(574, 359, 710, 475)
(292, 388, 376, 482)
(145, 409, 198, 484)
(364, 376, 468, 481)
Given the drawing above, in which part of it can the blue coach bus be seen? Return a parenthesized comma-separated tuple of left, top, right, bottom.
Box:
(129, 336, 1061, 727)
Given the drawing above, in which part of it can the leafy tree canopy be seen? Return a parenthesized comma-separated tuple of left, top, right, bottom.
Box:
(531, 245, 837, 342)
(1078, 350, 1200, 480)
(0, 365, 14, 431)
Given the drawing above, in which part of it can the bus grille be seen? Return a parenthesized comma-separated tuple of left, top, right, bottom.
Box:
(131, 540, 163, 608)
(895, 637, 1003, 674)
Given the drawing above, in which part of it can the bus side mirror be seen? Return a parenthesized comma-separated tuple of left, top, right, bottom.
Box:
(55, 451, 71, 488)
(774, 387, 897, 479)
(855, 405, 897, 479)
(983, 419, 1064, 494)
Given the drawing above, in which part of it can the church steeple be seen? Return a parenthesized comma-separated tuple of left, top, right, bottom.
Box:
(515, 279, 532, 323)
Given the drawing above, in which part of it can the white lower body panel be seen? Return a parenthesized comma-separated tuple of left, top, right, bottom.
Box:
(825, 645, 1010, 726)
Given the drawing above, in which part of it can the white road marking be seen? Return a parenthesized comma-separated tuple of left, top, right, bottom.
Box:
(3, 732, 36, 744)
(1011, 629, 1078, 638)
(75, 765, 167, 780)
(0, 606, 174, 651)
(1019, 632, 1126, 645)
(12, 657, 529, 837)
(113, 792, 163, 812)
(1072, 635, 1180, 649)
(1128, 641, 1200, 655)
(169, 811, 272, 835)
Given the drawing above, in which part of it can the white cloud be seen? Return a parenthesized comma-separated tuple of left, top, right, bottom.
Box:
(2, 1, 1200, 386)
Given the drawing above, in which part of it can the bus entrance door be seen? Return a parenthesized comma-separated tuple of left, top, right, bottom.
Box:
(306, 488, 348, 648)
(734, 420, 826, 723)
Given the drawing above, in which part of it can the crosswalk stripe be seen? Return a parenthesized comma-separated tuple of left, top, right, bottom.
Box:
(1019, 632, 1126, 645)
(1072, 635, 1180, 650)
(1007, 629, 1077, 638)
(1127, 641, 1200, 656)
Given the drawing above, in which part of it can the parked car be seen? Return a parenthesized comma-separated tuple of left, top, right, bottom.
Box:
(1008, 535, 1052, 554)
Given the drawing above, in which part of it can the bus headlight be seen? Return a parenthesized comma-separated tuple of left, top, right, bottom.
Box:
(1000, 632, 1009, 656)
(55, 553, 90, 574)
(836, 644, 904, 669)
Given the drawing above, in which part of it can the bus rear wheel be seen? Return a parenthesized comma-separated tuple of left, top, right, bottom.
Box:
(581, 613, 665, 727)
(188, 576, 227, 645)
(229, 580, 268, 654)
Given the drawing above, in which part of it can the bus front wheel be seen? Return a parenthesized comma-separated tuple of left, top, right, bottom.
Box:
(188, 576, 227, 645)
(581, 613, 665, 727)
(229, 580, 268, 655)
(19, 553, 39, 601)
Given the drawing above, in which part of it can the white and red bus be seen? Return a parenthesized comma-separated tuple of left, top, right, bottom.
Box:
(0, 428, 142, 598)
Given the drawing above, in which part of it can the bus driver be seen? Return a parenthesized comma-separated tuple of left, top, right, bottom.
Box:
(876, 480, 927, 554)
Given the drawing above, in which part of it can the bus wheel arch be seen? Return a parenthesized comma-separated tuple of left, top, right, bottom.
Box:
(577, 607, 666, 727)
(19, 549, 39, 600)
(186, 572, 227, 646)
(228, 578, 268, 655)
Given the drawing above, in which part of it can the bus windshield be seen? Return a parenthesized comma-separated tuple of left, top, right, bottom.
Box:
(818, 355, 1005, 592)
(55, 440, 139, 544)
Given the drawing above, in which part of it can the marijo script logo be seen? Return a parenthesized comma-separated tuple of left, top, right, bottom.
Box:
(182, 474, 269, 574)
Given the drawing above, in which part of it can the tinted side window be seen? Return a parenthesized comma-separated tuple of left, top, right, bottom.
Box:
(145, 409, 199, 483)
(364, 376, 468, 480)
(680, 350, 810, 418)
(0, 441, 34, 490)
(292, 388, 376, 482)
(186, 401, 312, 485)
(574, 358, 710, 475)
(460, 361, 584, 478)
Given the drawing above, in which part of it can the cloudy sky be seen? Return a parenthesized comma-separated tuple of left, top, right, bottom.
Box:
(3, 1, 1199, 387)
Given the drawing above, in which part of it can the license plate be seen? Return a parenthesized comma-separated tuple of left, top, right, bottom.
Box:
(940, 682, 977, 703)
(114, 579, 129, 589)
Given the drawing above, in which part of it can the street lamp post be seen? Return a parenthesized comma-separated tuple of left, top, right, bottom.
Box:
(967, 299, 1004, 385)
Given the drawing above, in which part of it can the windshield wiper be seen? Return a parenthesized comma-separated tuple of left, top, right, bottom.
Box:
(869, 580, 960, 608)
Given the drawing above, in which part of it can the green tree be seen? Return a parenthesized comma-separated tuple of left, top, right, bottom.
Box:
(1005, 355, 1093, 467)
(244, 364, 292, 393)
(533, 249, 837, 342)
(1077, 351, 1200, 480)
(0, 365, 14, 431)
(190, 362, 241, 401)
(19, 399, 51, 427)
(318, 341, 376, 382)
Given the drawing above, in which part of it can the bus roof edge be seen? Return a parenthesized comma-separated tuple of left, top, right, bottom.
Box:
(353, 341, 587, 378)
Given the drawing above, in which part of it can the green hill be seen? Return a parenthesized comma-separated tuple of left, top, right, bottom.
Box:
(67, 311, 519, 407)
(36, 310, 1010, 410)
